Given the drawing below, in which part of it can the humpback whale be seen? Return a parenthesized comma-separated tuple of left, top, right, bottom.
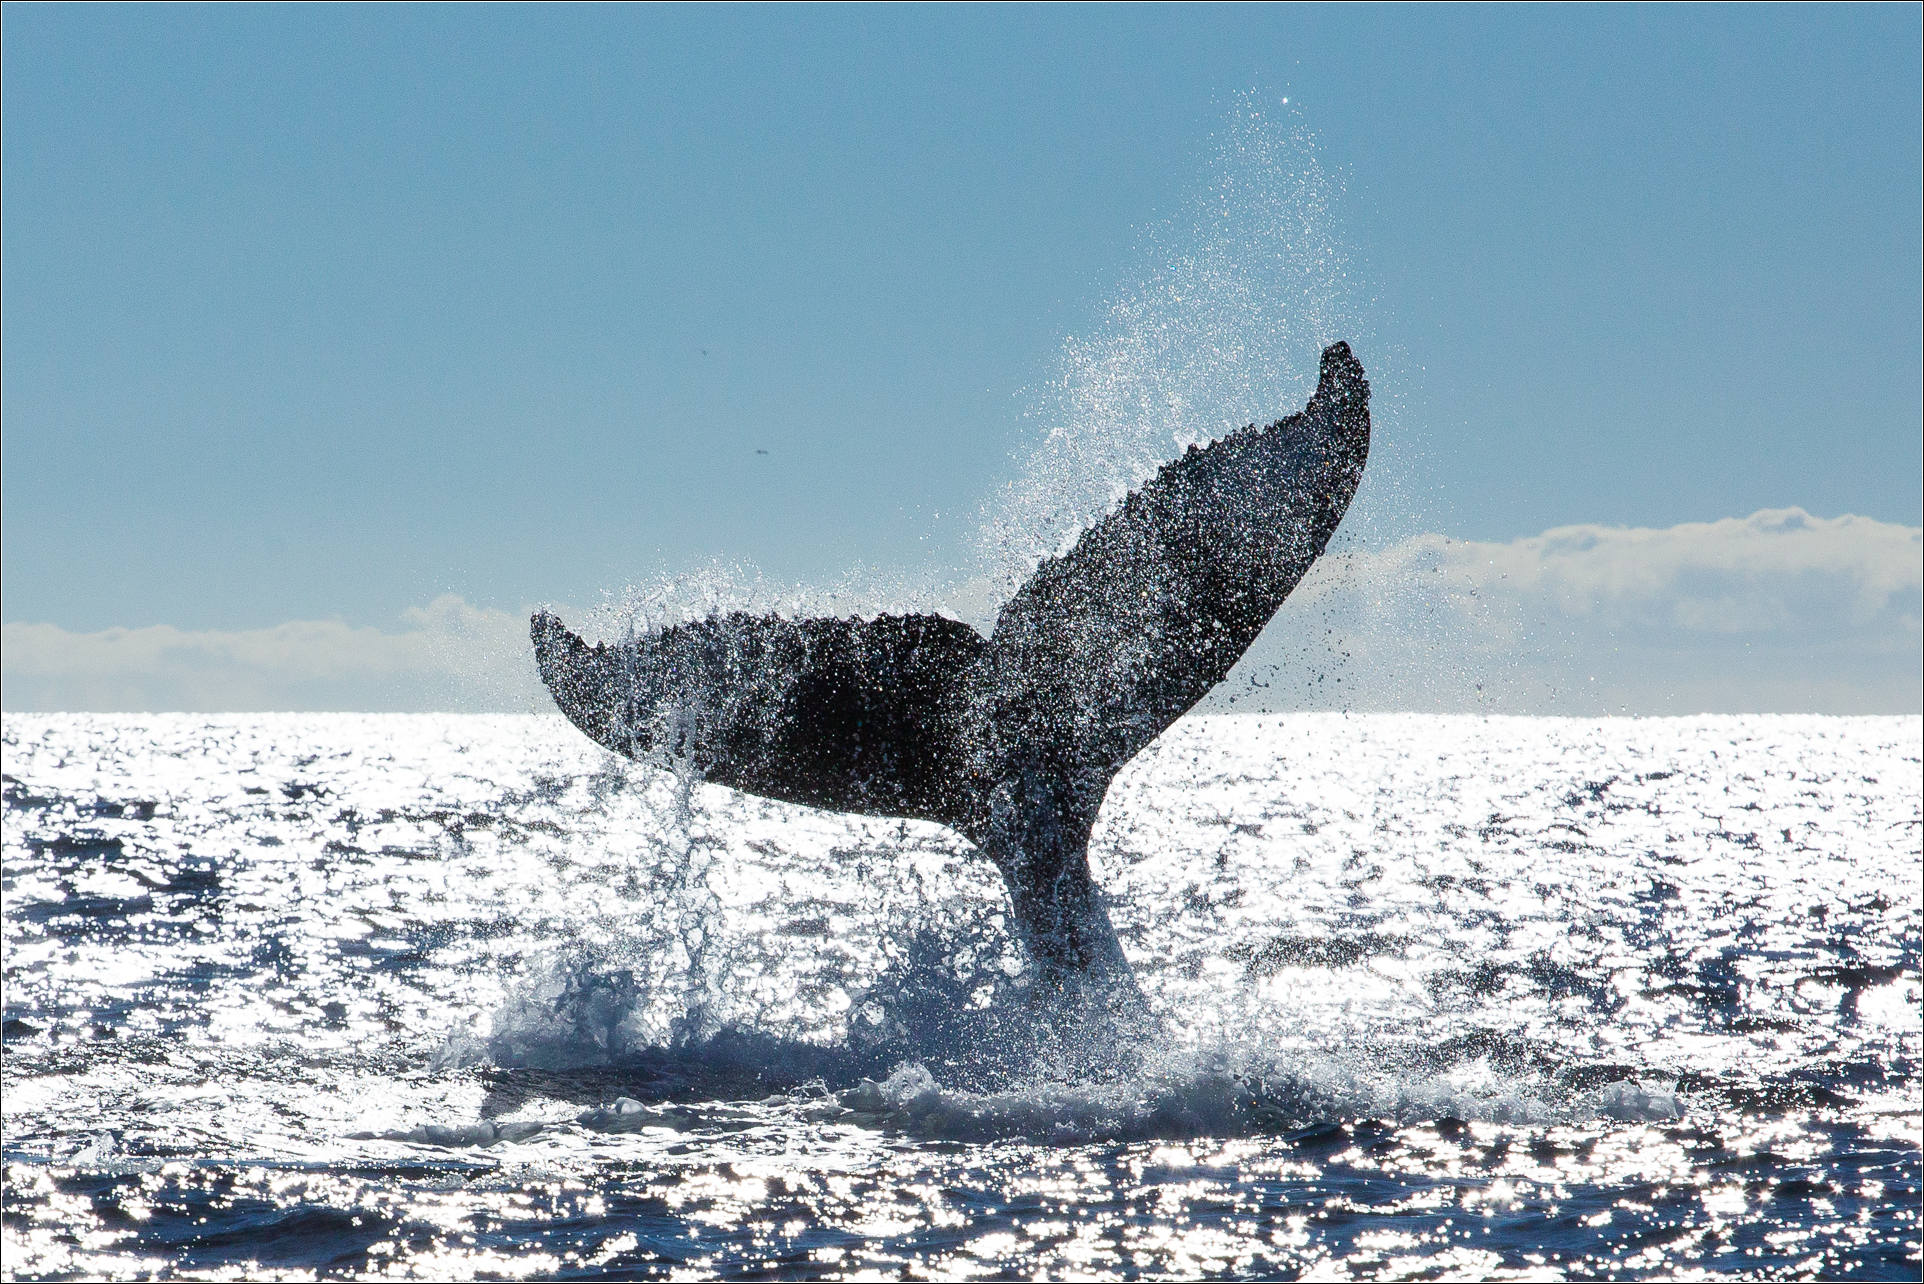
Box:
(532, 342, 1370, 1002)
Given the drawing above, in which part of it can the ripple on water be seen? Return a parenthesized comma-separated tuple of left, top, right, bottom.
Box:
(2, 713, 1919, 1278)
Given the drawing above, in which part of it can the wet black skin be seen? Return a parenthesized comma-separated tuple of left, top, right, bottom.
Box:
(533, 342, 1371, 988)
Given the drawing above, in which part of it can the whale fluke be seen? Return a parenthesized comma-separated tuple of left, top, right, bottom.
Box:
(534, 341, 1371, 987)
(531, 609, 988, 829)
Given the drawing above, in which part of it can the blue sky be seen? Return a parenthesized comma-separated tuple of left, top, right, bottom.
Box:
(3, 5, 1920, 712)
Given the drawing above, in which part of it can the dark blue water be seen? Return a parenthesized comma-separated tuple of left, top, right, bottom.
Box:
(4, 713, 1918, 1279)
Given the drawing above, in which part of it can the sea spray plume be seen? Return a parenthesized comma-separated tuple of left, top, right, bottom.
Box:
(983, 99, 1360, 598)
(533, 342, 1371, 1016)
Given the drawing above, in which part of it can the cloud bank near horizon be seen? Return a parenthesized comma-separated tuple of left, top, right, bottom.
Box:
(1227, 507, 1920, 715)
(3, 508, 1918, 716)
(1, 596, 550, 716)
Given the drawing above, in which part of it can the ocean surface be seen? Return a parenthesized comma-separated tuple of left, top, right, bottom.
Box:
(2, 712, 1918, 1280)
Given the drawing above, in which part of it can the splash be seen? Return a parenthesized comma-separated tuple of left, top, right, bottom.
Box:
(580, 95, 1376, 640)
(462, 917, 1684, 1144)
(977, 95, 1365, 596)
(815, 1053, 1680, 1144)
(531, 98, 1385, 1017)
(587, 559, 942, 639)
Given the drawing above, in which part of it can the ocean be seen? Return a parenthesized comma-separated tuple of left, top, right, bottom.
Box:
(2, 712, 1918, 1279)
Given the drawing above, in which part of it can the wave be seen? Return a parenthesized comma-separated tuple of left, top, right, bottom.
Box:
(426, 939, 1682, 1147)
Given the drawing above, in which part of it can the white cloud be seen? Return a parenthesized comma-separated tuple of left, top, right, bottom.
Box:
(3, 510, 1919, 714)
(0, 595, 547, 713)
(1228, 508, 1921, 714)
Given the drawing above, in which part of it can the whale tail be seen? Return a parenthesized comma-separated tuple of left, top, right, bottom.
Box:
(533, 342, 1370, 980)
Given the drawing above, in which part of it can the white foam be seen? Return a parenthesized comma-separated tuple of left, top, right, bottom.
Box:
(798, 1047, 1581, 1143)
(1589, 1079, 1685, 1123)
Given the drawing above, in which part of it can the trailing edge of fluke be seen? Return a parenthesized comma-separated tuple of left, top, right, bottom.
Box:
(533, 341, 1370, 987)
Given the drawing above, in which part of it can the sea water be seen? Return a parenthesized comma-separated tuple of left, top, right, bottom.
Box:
(2, 712, 1918, 1278)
